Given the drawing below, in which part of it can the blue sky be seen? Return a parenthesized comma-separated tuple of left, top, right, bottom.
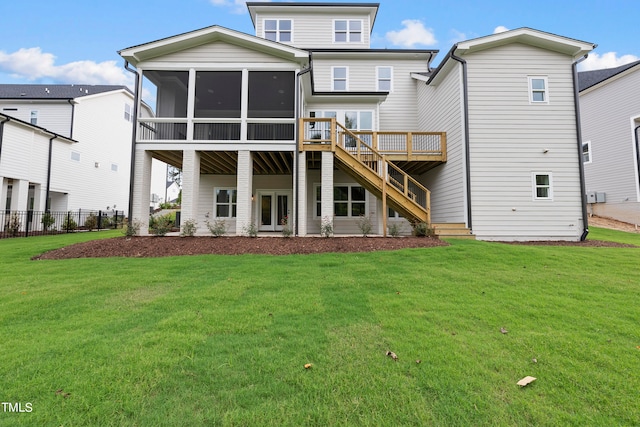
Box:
(1, 0, 638, 89)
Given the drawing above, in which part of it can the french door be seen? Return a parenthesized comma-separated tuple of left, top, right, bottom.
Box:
(258, 191, 291, 231)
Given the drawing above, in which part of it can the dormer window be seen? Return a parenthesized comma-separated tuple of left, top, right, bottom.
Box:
(264, 19, 292, 42)
(334, 20, 362, 43)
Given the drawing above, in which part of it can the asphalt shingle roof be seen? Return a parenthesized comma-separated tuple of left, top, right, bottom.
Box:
(578, 60, 640, 92)
(0, 84, 130, 100)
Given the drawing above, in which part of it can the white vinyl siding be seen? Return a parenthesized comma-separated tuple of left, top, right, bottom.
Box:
(418, 62, 466, 223)
(465, 43, 583, 241)
(254, 11, 372, 49)
(158, 41, 294, 64)
(580, 64, 640, 223)
(0, 103, 73, 137)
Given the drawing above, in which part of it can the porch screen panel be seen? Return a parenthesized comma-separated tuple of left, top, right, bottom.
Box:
(195, 71, 242, 118)
(247, 71, 295, 118)
(142, 71, 188, 118)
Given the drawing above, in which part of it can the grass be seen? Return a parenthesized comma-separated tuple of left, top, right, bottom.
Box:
(0, 228, 639, 426)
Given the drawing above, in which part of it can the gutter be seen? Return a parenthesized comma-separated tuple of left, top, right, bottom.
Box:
(124, 61, 141, 222)
(635, 125, 640, 197)
(572, 54, 590, 241)
(45, 136, 57, 211)
(67, 99, 76, 138)
(449, 48, 473, 231)
(294, 62, 312, 236)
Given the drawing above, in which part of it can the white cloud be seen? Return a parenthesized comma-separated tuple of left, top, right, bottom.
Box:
(0, 47, 133, 87)
(386, 20, 437, 48)
(449, 29, 468, 45)
(493, 26, 509, 34)
(209, 0, 265, 14)
(579, 51, 640, 71)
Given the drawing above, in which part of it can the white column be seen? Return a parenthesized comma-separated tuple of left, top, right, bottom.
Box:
(296, 152, 307, 236)
(0, 177, 6, 210)
(11, 179, 29, 211)
(321, 151, 334, 235)
(181, 150, 201, 231)
(236, 150, 253, 235)
(131, 150, 152, 235)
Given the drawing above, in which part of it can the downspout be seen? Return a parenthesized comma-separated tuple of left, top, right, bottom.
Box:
(45, 136, 57, 211)
(124, 61, 140, 221)
(450, 49, 473, 231)
(295, 59, 312, 236)
(67, 99, 75, 138)
(573, 54, 589, 241)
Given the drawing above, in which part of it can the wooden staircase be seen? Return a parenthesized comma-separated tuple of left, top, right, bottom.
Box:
(299, 118, 431, 227)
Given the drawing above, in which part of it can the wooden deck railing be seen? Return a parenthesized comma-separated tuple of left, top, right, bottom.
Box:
(299, 118, 431, 218)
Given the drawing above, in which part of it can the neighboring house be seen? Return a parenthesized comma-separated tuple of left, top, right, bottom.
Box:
(0, 84, 149, 213)
(578, 60, 640, 225)
(119, 1, 594, 241)
(0, 112, 75, 215)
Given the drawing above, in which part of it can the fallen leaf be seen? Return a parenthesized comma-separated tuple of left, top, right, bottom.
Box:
(304, 363, 312, 369)
(55, 389, 63, 395)
(386, 351, 398, 361)
(500, 327, 508, 334)
(517, 376, 537, 387)
(415, 359, 421, 364)
(532, 358, 537, 363)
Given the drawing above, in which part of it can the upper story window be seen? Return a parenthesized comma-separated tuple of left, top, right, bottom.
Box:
(332, 67, 348, 91)
(533, 173, 553, 200)
(71, 151, 81, 162)
(334, 20, 362, 43)
(30, 110, 38, 125)
(264, 19, 292, 42)
(582, 141, 592, 164)
(528, 76, 548, 103)
(124, 104, 132, 122)
(377, 66, 393, 91)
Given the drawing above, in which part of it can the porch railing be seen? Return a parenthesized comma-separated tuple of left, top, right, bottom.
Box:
(138, 118, 295, 142)
(299, 118, 430, 216)
(0, 209, 124, 239)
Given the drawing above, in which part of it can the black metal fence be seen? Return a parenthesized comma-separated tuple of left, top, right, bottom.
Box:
(0, 210, 124, 239)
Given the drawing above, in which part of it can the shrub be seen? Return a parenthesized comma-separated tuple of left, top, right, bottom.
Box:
(84, 213, 98, 231)
(320, 216, 333, 238)
(41, 213, 55, 231)
(356, 215, 373, 237)
(281, 216, 292, 238)
(63, 214, 77, 231)
(123, 219, 141, 237)
(8, 213, 21, 237)
(206, 219, 227, 237)
(150, 214, 173, 236)
(243, 222, 258, 238)
(388, 223, 402, 237)
(413, 221, 434, 237)
(181, 219, 197, 237)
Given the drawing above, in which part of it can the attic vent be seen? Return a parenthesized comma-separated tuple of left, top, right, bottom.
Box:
(20, 93, 26, 97)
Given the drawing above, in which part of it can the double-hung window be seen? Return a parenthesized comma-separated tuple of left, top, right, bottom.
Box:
(582, 141, 592, 163)
(528, 76, 548, 103)
(377, 66, 393, 91)
(264, 19, 292, 42)
(215, 188, 237, 218)
(334, 20, 362, 42)
(533, 173, 553, 200)
(30, 110, 38, 125)
(332, 67, 348, 91)
(334, 185, 366, 217)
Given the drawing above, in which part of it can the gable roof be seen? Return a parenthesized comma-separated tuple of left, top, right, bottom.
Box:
(428, 28, 596, 86)
(246, 2, 379, 31)
(578, 59, 640, 92)
(0, 84, 130, 100)
(119, 25, 309, 66)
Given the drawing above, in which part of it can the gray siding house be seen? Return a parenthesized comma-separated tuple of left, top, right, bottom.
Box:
(579, 60, 640, 226)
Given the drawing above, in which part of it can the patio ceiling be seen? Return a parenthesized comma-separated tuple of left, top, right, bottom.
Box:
(150, 150, 293, 175)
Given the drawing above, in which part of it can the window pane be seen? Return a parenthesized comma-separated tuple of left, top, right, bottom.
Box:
(334, 186, 349, 201)
(537, 188, 549, 198)
(232, 205, 237, 218)
(280, 20, 291, 30)
(378, 80, 391, 91)
(335, 32, 347, 42)
(360, 112, 372, 130)
(351, 186, 365, 201)
(532, 91, 545, 102)
(536, 175, 549, 186)
(280, 32, 291, 42)
(231, 190, 237, 203)
(217, 205, 229, 217)
(335, 202, 348, 216)
(351, 202, 366, 217)
(334, 80, 346, 91)
(349, 20, 361, 31)
(265, 31, 277, 41)
(349, 33, 361, 42)
(335, 20, 347, 31)
(333, 67, 346, 79)
(379, 67, 391, 79)
(216, 189, 230, 204)
(345, 112, 357, 129)
(265, 20, 277, 30)
(532, 79, 545, 90)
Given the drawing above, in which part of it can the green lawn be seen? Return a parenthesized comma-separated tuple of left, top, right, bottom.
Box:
(1, 229, 639, 426)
